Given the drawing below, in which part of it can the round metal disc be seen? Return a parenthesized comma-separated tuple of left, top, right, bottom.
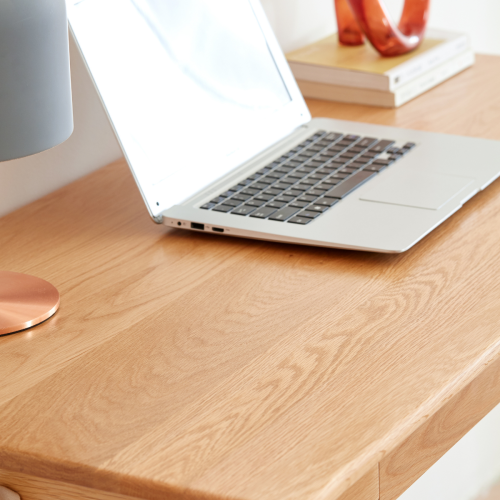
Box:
(0, 271, 60, 336)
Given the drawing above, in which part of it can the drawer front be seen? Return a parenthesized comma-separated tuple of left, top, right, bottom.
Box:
(0, 470, 141, 500)
(380, 355, 500, 500)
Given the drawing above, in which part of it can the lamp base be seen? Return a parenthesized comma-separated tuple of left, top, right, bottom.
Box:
(0, 271, 60, 336)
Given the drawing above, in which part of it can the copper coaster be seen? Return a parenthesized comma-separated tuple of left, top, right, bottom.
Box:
(0, 271, 60, 336)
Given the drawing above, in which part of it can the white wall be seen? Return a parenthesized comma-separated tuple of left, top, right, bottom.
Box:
(1, 0, 500, 218)
(0, 35, 122, 218)
(260, 0, 500, 54)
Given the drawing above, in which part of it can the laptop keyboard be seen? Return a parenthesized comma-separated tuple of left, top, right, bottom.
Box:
(200, 130, 415, 224)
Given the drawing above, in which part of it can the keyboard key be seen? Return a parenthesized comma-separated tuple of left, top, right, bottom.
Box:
(267, 171, 286, 179)
(276, 166, 294, 174)
(289, 200, 309, 208)
(357, 155, 374, 163)
(251, 182, 268, 191)
(316, 155, 333, 162)
(259, 176, 275, 185)
(241, 188, 259, 196)
(316, 197, 339, 207)
(295, 154, 310, 162)
(324, 132, 343, 141)
(373, 159, 392, 166)
(254, 193, 274, 202)
(362, 151, 380, 158)
(297, 166, 316, 174)
(357, 137, 378, 148)
(301, 150, 316, 157)
(345, 134, 360, 141)
(201, 203, 216, 210)
(263, 188, 282, 196)
(288, 216, 313, 225)
(284, 189, 303, 197)
(256, 167, 271, 175)
(246, 199, 266, 207)
(250, 207, 277, 219)
(306, 204, 328, 213)
(308, 161, 323, 168)
(213, 205, 233, 213)
(364, 164, 388, 172)
(232, 205, 256, 215)
(322, 177, 342, 185)
(309, 172, 329, 181)
(294, 183, 313, 191)
(221, 190, 235, 198)
(326, 161, 344, 170)
(297, 178, 316, 186)
(403, 142, 416, 150)
(308, 189, 329, 196)
(232, 193, 252, 202)
(337, 155, 353, 163)
(326, 171, 376, 199)
(224, 198, 243, 207)
(317, 182, 336, 191)
(268, 207, 301, 221)
(332, 172, 350, 179)
(210, 197, 225, 204)
(274, 182, 293, 190)
(265, 201, 286, 209)
(349, 162, 368, 169)
(317, 167, 334, 175)
(297, 210, 320, 219)
(297, 194, 317, 203)
(275, 195, 294, 203)
(288, 171, 308, 179)
(247, 173, 261, 181)
(341, 151, 357, 158)
(370, 140, 395, 153)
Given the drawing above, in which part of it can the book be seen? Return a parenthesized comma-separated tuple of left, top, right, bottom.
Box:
(286, 29, 470, 92)
(295, 49, 475, 108)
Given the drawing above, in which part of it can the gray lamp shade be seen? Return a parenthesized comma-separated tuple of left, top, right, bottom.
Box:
(0, 0, 73, 162)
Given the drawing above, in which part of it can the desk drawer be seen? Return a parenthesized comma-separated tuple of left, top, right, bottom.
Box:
(0, 470, 141, 500)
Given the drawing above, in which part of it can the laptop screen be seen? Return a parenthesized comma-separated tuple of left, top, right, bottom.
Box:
(69, 0, 308, 217)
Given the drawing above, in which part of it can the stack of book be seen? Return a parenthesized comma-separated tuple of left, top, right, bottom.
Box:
(286, 29, 474, 108)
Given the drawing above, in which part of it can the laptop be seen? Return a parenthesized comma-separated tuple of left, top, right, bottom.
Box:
(68, 0, 500, 253)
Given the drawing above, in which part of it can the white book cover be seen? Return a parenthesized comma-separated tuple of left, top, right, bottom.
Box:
(287, 29, 470, 92)
(296, 49, 475, 108)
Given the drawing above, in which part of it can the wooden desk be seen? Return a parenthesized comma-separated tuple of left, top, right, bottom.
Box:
(1, 54, 500, 500)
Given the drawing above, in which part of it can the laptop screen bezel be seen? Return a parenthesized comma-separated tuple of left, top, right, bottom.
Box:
(68, 0, 312, 220)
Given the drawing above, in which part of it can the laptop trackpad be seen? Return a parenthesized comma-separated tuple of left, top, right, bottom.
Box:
(360, 170, 475, 210)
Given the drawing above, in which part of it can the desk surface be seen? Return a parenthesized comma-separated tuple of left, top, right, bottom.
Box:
(1, 54, 500, 500)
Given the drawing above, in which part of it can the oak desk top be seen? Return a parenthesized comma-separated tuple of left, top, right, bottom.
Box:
(1, 54, 500, 500)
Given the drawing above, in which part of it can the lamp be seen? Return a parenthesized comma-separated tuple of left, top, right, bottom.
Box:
(0, 0, 73, 336)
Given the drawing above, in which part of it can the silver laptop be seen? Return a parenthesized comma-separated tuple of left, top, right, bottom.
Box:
(68, 0, 500, 253)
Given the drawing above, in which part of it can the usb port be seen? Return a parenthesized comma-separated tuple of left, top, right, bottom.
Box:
(212, 227, 224, 233)
(190, 222, 205, 230)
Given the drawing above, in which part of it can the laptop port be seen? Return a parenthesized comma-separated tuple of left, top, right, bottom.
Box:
(212, 227, 224, 233)
(190, 222, 205, 230)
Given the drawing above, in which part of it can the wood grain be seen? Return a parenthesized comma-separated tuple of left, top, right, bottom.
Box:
(0, 469, 140, 500)
(337, 466, 378, 500)
(0, 55, 500, 500)
(380, 354, 500, 500)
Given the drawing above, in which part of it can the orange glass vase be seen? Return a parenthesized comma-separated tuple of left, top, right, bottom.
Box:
(335, 0, 430, 56)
